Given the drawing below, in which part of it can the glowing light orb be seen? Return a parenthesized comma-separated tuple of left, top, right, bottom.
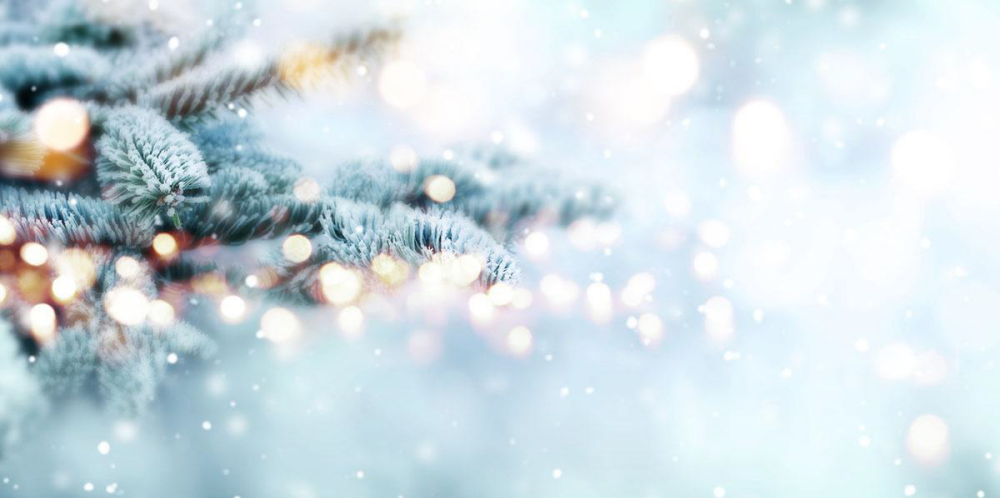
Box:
(148, 299, 175, 327)
(621, 272, 656, 307)
(53, 42, 70, 57)
(732, 100, 790, 177)
(29, 303, 57, 343)
(319, 263, 363, 305)
(220, 295, 247, 323)
(152, 233, 178, 257)
(642, 36, 699, 96)
(891, 131, 956, 197)
(371, 254, 409, 287)
(424, 175, 456, 203)
(507, 326, 533, 357)
(586, 282, 613, 323)
(637, 313, 664, 346)
(663, 188, 691, 219)
(390, 145, 418, 173)
(468, 293, 495, 323)
(512, 288, 534, 309)
(259, 307, 301, 344)
(50, 275, 77, 303)
(20, 242, 48, 266)
(0, 282, 6, 304)
(115, 256, 140, 278)
(104, 287, 150, 325)
(906, 414, 949, 465)
(0, 216, 15, 245)
(338, 305, 364, 338)
(282, 234, 312, 263)
(379, 60, 427, 109)
(703, 296, 735, 344)
(55, 248, 96, 288)
(698, 220, 731, 248)
(692, 251, 719, 280)
(487, 282, 515, 306)
(34, 98, 90, 151)
(540, 274, 580, 308)
(524, 232, 550, 259)
(293, 177, 321, 203)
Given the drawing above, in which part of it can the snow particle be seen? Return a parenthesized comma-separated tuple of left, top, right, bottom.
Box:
(53, 42, 69, 57)
(97, 441, 110, 455)
(202, 421, 212, 431)
(552, 468, 562, 479)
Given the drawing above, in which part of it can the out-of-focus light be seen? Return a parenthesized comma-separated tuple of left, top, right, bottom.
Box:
(511, 287, 533, 309)
(913, 350, 948, 386)
(50, 275, 77, 303)
(259, 307, 301, 344)
(449, 254, 482, 286)
(586, 282, 613, 323)
(540, 274, 580, 308)
(0, 216, 15, 245)
(424, 175, 456, 203)
(320, 263, 363, 305)
(621, 272, 656, 307)
(29, 303, 57, 343)
(637, 313, 663, 346)
(875, 343, 916, 381)
(507, 326, 533, 357)
(371, 254, 409, 287)
(642, 36, 699, 96)
(115, 256, 140, 279)
(152, 233, 178, 257)
(732, 99, 790, 177)
(703, 296, 735, 344)
(524, 232, 550, 259)
(906, 414, 949, 465)
(698, 220, 731, 248)
(20, 243, 48, 266)
(53, 42, 70, 57)
(338, 305, 364, 338)
(0, 282, 7, 305)
(891, 131, 956, 197)
(293, 177, 322, 203)
(468, 293, 495, 323)
(418, 260, 445, 285)
(104, 287, 150, 325)
(379, 60, 427, 109)
(282, 234, 312, 263)
(692, 251, 719, 279)
(147, 299, 175, 327)
(390, 145, 418, 173)
(663, 188, 691, 219)
(220, 295, 246, 323)
(34, 98, 90, 151)
(56, 248, 96, 288)
(487, 282, 515, 306)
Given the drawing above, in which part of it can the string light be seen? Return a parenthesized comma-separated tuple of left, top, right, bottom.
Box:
(424, 175, 456, 203)
(259, 307, 301, 344)
(0, 216, 15, 245)
(338, 305, 364, 338)
(115, 256, 140, 278)
(147, 299, 175, 327)
(55, 248, 96, 288)
(29, 303, 57, 343)
(219, 295, 247, 323)
(319, 263, 363, 305)
(282, 234, 312, 263)
(0, 282, 6, 305)
(506, 326, 533, 357)
(50, 275, 77, 303)
(104, 287, 150, 325)
(20, 242, 48, 266)
(34, 98, 90, 151)
(152, 233, 178, 258)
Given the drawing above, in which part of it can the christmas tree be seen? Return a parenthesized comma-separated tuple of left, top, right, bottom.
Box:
(0, 0, 614, 455)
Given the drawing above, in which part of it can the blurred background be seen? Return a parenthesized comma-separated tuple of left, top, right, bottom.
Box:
(5, 0, 1000, 496)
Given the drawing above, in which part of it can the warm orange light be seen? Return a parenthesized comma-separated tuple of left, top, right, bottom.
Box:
(152, 233, 178, 257)
(34, 98, 90, 151)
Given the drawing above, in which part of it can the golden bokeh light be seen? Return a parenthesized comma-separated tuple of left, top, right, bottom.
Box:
(29, 303, 57, 343)
(0, 216, 15, 245)
(20, 242, 48, 266)
(55, 248, 96, 289)
(148, 299, 176, 327)
(152, 233, 179, 257)
(259, 307, 301, 345)
(506, 326, 533, 357)
(371, 254, 409, 287)
(50, 275, 77, 303)
(338, 305, 364, 338)
(293, 177, 322, 203)
(34, 98, 90, 151)
(220, 295, 247, 323)
(282, 234, 312, 263)
(104, 286, 150, 326)
(424, 175, 456, 203)
(115, 256, 141, 279)
(319, 263, 363, 305)
(487, 282, 514, 306)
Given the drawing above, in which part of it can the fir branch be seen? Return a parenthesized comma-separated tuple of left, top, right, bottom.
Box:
(96, 106, 211, 226)
(0, 186, 155, 247)
(181, 195, 326, 245)
(0, 45, 109, 102)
